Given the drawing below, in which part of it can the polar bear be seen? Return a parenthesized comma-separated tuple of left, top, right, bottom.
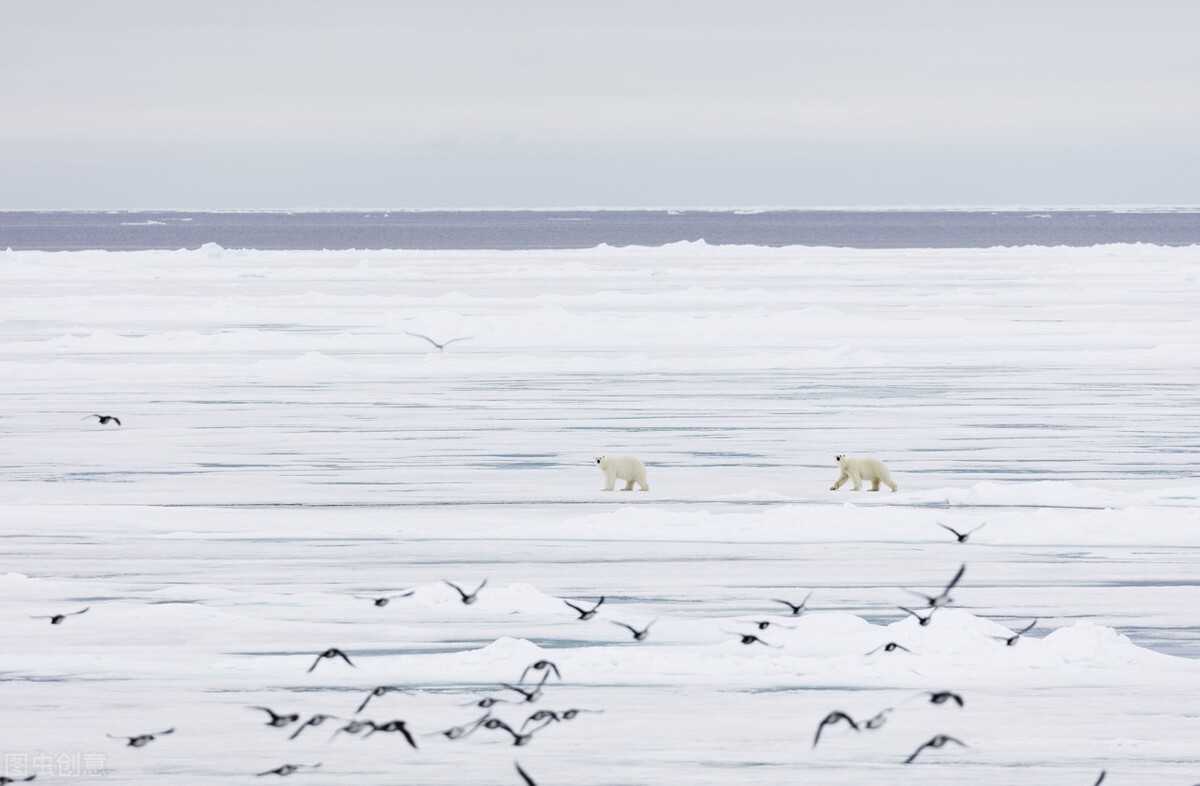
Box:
(830, 455, 897, 492)
(595, 455, 650, 492)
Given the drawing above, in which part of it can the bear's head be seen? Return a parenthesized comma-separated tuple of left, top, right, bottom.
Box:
(594, 456, 605, 465)
(835, 454, 845, 463)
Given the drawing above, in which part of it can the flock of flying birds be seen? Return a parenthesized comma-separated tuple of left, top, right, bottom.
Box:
(55, 417, 1192, 783)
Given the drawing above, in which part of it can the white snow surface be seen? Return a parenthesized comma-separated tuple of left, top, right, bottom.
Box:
(1, 241, 1198, 784)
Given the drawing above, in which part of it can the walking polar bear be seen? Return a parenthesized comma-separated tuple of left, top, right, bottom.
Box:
(830, 455, 897, 492)
(595, 455, 650, 492)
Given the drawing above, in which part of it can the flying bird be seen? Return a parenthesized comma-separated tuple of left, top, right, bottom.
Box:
(563, 596, 605, 620)
(430, 713, 490, 740)
(927, 691, 965, 707)
(611, 619, 656, 641)
(724, 631, 781, 647)
(407, 332, 473, 352)
(904, 734, 967, 764)
(256, 763, 321, 777)
(31, 606, 89, 625)
(289, 714, 339, 740)
(252, 707, 301, 728)
(1093, 771, 1106, 786)
(0, 776, 36, 784)
(864, 709, 891, 729)
(938, 522, 985, 543)
(356, 591, 413, 607)
(996, 618, 1038, 646)
(866, 642, 912, 655)
(363, 720, 418, 748)
(518, 660, 561, 685)
(772, 591, 813, 616)
(307, 648, 354, 673)
(84, 414, 121, 426)
(905, 563, 966, 609)
(560, 708, 603, 721)
(899, 606, 936, 626)
(444, 579, 487, 605)
(484, 718, 552, 747)
(813, 711, 859, 747)
(502, 673, 551, 704)
(749, 620, 795, 631)
(330, 720, 374, 741)
(356, 686, 406, 714)
(108, 728, 174, 748)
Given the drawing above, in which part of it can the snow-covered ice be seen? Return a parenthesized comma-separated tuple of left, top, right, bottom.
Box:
(1, 241, 1198, 784)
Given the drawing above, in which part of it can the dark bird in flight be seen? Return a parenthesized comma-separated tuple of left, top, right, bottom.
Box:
(564, 596, 605, 620)
(356, 686, 406, 714)
(749, 620, 795, 631)
(813, 711, 859, 747)
(84, 414, 121, 426)
(31, 606, 89, 625)
(330, 720, 374, 740)
(938, 522, 985, 543)
(772, 591, 813, 616)
(520, 710, 561, 731)
(356, 591, 413, 607)
(431, 713, 490, 740)
(1093, 771, 1106, 786)
(516, 762, 538, 786)
(519, 660, 561, 685)
(289, 714, 339, 740)
(612, 619, 656, 641)
(502, 673, 551, 703)
(463, 696, 516, 709)
(996, 618, 1038, 646)
(905, 563, 966, 609)
(0, 776, 37, 784)
(256, 763, 321, 777)
(252, 707, 300, 728)
(560, 708, 603, 721)
(866, 642, 912, 655)
(904, 734, 967, 763)
(407, 332, 473, 351)
(484, 718, 551, 747)
(363, 720, 418, 748)
(725, 631, 781, 647)
(308, 648, 354, 673)
(444, 579, 487, 605)
(899, 606, 936, 626)
(864, 709, 891, 729)
(108, 728, 174, 748)
(928, 691, 965, 707)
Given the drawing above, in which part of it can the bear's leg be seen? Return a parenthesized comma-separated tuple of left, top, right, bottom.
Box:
(636, 475, 649, 491)
(603, 468, 616, 491)
(622, 478, 635, 491)
(870, 478, 881, 492)
(830, 471, 848, 491)
(888, 480, 898, 492)
(850, 469, 862, 491)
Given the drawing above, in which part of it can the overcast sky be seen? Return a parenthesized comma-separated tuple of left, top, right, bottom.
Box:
(3, 1, 1199, 209)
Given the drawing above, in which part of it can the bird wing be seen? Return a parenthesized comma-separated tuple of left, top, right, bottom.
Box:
(336, 650, 355, 667)
(968, 523, 987, 534)
(904, 740, 932, 764)
(155, 728, 175, 736)
(306, 655, 322, 673)
(112, 417, 121, 425)
(772, 598, 800, 611)
(1018, 618, 1039, 635)
(563, 600, 585, 614)
(592, 596, 606, 609)
(406, 332, 439, 347)
(943, 563, 967, 593)
(441, 336, 474, 346)
(355, 693, 374, 714)
(611, 621, 636, 634)
(937, 523, 962, 537)
(515, 762, 538, 786)
(473, 578, 488, 594)
(399, 725, 418, 749)
(72, 606, 90, 616)
(443, 579, 467, 598)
